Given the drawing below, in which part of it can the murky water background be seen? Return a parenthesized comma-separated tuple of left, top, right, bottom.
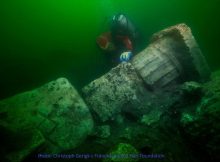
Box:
(0, 0, 220, 99)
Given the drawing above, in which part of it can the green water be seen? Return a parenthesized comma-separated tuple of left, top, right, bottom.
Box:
(0, 0, 220, 99)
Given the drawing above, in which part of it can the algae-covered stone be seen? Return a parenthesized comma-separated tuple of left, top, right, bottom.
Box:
(180, 81, 203, 101)
(93, 125, 111, 139)
(103, 143, 139, 162)
(82, 62, 150, 122)
(2, 129, 45, 162)
(181, 81, 202, 94)
(0, 78, 94, 162)
(180, 70, 220, 161)
(140, 110, 162, 126)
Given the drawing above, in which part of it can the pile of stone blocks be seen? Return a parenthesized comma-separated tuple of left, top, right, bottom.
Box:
(0, 23, 212, 162)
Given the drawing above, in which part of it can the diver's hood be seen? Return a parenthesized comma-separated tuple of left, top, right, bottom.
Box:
(112, 14, 127, 28)
(111, 13, 137, 39)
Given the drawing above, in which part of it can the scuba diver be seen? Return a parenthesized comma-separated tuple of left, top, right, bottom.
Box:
(96, 13, 139, 64)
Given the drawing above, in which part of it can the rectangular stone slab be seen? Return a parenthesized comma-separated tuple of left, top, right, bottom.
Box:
(0, 78, 94, 162)
(82, 63, 152, 122)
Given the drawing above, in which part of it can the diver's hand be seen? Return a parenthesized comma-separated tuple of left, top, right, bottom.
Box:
(120, 51, 133, 62)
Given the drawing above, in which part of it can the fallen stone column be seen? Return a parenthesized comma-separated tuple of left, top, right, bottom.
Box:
(132, 23, 211, 89)
(0, 23, 213, 162)
(82, 63, 152, 122)
(82, 23, 211, 123)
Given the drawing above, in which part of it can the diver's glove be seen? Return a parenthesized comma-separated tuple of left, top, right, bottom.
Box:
(119, 51, 133, 62)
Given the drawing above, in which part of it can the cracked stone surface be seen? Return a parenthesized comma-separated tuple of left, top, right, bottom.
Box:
(82, 63, 152, 122)
(0, 78, 94, 162)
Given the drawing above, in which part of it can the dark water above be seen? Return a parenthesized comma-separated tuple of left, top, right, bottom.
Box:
(0, 0, 220, 99)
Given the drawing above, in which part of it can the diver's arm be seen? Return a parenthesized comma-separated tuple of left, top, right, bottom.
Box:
(122, 36, 133, 51)
(119, 36, 133, 62)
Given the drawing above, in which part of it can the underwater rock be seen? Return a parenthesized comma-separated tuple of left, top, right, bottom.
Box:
(140, 110, 162, 126)
(0, 129, 45, 162)
(92, 125, 111, 139)
(82, 62, 151, 122)
(103, 143, 139, 162)
(180, 70, 220, 161)
(180, 81, 203, 101)
(131, 23, 210, 89)
(80, 23, 213, 162)
(181, 81, 202, 94)
(0, 78, 94, 162)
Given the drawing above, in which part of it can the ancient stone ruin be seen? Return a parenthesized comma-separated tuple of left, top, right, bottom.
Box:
(1, 24, 219, 162)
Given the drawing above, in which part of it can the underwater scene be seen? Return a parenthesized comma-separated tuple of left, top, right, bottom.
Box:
(0, 0, 220, 162)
